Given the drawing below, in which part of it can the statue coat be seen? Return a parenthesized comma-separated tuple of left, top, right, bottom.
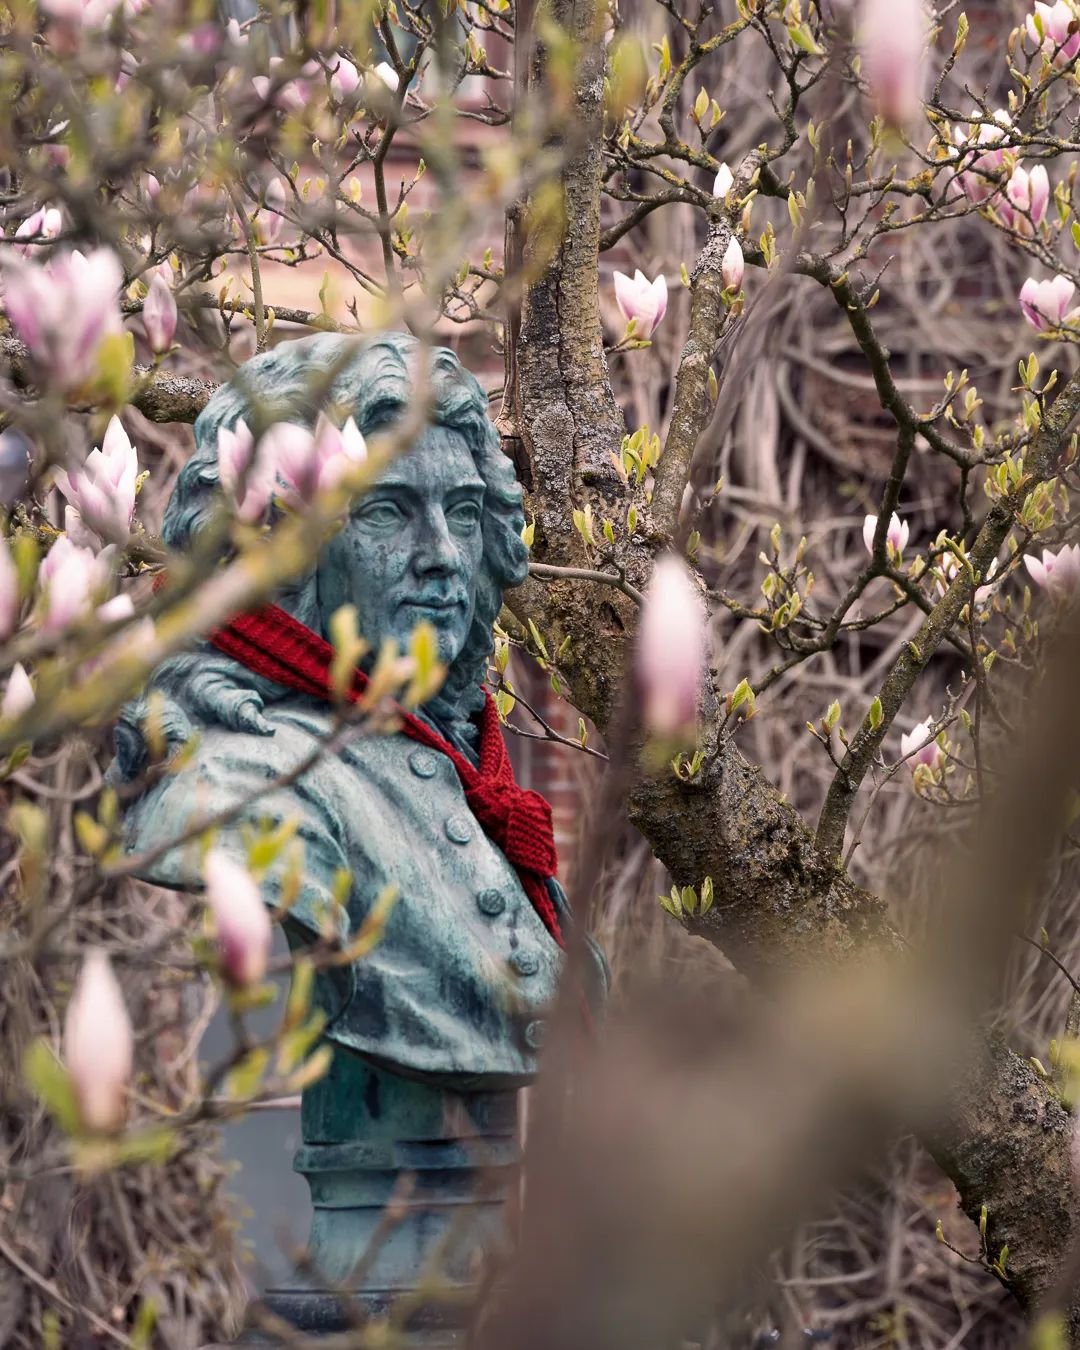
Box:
(123, 693, 569, 1088)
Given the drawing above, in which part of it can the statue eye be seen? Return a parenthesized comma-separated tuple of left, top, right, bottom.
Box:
(447, 501, 481, 529)
(355, 500, 402, 526)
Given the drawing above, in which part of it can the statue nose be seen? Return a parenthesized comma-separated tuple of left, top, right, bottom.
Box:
(414, 511, 458, 574)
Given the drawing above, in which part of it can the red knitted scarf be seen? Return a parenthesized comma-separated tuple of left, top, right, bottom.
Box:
(209, 602, 565, 949)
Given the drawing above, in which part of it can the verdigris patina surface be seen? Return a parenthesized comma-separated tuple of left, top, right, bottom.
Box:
(113, 333, 604, 1335)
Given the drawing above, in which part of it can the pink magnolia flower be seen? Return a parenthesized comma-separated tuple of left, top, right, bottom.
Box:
(1024, 543, 1080, 599)
(1002, 164, 1050, 234)
(217, 419, 276, 524)
(203, 848, 273, 987)
(142, 274, 177, 355)
(54, 417, 138, 548)
(636, 555, 705, 740)
(309, 414, 368, 491)
(1026, 0, 1080, 63)
(268, 415, 368, 506)
(63, 949, 133, 1133)
(713, 162, 734, 197)
(1020, 274, 1076, 330)
(900, 719, 942, 771)
(330, 54, 361, 101)
(0, 536, 17, 640)
(862, 511, 909, 560)
(38, 536, 108, 633)
(259, 422, 314, 500)
(14, 206, 62, 257)
(613, 269, 668, 339)
(721, 236, 744, 290)
(860, 0, 926, 127)
(2, 248, 124, 391)
(1, 662, 33, 720)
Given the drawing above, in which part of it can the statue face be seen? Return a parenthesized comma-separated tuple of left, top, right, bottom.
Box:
(316, 427, 486, 666)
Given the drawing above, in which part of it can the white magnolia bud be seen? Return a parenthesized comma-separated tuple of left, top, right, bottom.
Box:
(203, 848, 273, 987)
(63, 949, 133, 1133)
(637, 555, 706, 740)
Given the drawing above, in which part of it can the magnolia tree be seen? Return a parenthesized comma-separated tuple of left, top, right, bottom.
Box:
(8, 0, 1080, 1342)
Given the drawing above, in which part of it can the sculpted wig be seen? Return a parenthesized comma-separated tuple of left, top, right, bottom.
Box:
(113, 332, 528, 779)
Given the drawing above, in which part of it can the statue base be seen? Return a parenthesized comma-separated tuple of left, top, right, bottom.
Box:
(255, 1290, 471, 1341)
(249, 1056, 520, 1341)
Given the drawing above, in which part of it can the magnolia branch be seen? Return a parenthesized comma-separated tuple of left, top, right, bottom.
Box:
(812, 304, 1080, 866)
(0, 336, 215, 424)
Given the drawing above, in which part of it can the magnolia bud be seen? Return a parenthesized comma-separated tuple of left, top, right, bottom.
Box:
(1, 662, 33, 720)
(1019, 274, 1076, 331)
(721, 235, 744, 290)
(14, 206, 63, 257)
(636, 555, 705, 741)
(1030, 164, 1051, 223)
(331, 55, 361, 101)
(217, 419, 276, 524)
(613, 269, 668, 339)
(38, 536, 108, 633)
(203, 848, 273, 987)
(63, 949, 133, 1133)
(899, 719, 942, 771)
(862, 511, 909, 559)
(142, 275, 177, 355)
(859, 0, 927, 128)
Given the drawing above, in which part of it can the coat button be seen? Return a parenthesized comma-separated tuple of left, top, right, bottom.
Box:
(477, 888, 506, 917)
(524, 1019, 546, 1050)
(510, 949, 540, 977)
(445, 815, 473, 845)
(409, 749, 439, 778)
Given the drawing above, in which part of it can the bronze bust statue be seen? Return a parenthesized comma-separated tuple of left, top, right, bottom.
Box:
(114, 332, 605, 1331)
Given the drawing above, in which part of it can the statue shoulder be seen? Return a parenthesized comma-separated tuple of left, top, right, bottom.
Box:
(156, 702, 335, 791)
(122, 703, 346, 887)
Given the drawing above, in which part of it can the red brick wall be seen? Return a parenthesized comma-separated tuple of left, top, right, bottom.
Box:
(505, 656, 598, 883)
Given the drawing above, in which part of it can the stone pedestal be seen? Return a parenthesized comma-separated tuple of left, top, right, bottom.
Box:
(255, 1052, 519, 1339)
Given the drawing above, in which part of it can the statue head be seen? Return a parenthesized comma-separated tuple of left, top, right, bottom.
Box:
(315, 421, 487, 669)
(114, 333, 528, 774)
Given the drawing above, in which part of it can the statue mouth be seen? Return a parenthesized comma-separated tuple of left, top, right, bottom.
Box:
(399, 597, 464, 614)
